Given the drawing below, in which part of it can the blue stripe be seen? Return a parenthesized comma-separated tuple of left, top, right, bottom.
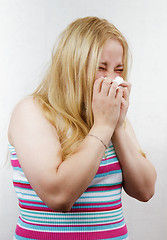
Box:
(13, 167, 23, 172)
(19, 199, 121, 209)
(72, 200, 121, 209)
(21, 212, 123, 221)
(95, 169, 122, 178)
(18, 217, 125, 231)
(89, 182, 122, 188)
(20, 207, 122, 216)
(19, 201, 49, 208)
(21, 217, 123, 225)
(16, 190, 38, 197)
(11, 156, 18, 160)
(14, 234, 36, 240)
(79, 192, 121, 199)
(14, 180, 29, 184)
(106, 233, 128, 240)
(100, 158, 119, 165)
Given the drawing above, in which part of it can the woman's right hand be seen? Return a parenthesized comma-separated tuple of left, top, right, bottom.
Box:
(92, 77, 123, 131)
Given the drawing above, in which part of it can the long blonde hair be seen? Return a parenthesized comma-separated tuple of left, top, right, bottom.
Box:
(33, 16, 129, 160)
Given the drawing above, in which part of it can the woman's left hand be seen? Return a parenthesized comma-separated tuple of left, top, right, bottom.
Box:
(115, 81, 131, 129)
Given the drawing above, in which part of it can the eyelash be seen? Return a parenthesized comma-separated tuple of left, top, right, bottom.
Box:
(98, 67, 106, 70)
(98, 67, 123, 72)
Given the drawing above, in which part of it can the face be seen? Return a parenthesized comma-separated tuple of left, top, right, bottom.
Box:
(95, 39, 124, 80)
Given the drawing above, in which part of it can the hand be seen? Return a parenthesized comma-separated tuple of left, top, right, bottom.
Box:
(115, 81, 131, 130)
(92, 77, 123, 131)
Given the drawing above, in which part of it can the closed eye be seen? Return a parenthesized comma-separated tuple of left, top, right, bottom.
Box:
(98, 67, 106, 71)
(115, 69, 123, 73)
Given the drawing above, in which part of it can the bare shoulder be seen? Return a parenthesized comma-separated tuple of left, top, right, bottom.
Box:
(8, 96, 58, 146)
(8, 96, 39, 142)
(9, 96, 42, 121)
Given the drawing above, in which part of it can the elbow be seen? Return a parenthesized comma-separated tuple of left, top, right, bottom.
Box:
(45, 194, 73, 213)
(135, 185, 156, 202)
(39, 178, 74, 212)
(138, 192, 154, 202)
(52, 201, 72, 213)
(139, 188, 155, 202)
(139, 174, 157, 202)
(124, 184, 156, 202)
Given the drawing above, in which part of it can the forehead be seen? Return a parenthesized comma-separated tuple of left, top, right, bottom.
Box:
(100, 39, 123, 64)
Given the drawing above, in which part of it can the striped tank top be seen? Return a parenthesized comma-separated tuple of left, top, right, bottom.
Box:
(9, 142, 128, 240)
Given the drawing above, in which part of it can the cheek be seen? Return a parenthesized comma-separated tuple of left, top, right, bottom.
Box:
(95, 71, 104, 80)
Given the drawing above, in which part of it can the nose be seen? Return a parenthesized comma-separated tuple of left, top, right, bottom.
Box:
(104, 71, 118, 80)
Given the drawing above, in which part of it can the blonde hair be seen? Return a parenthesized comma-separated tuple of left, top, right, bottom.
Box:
(33, 16, 129, 160)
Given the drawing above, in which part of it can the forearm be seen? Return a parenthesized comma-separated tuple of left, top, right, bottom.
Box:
(112, 126, 157, 201)
(48, 125, 114, 211)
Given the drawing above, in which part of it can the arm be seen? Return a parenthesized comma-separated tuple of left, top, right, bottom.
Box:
(8, 78, 122, 212)
(111, 80, 157, 201)
(112, 119, 157, 201)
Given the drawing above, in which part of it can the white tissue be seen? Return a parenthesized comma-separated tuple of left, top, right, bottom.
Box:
(113, 76, 124, 86)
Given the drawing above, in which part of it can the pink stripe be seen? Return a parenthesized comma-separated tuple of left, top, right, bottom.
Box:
(75, 198, 121, 206)
(19, 198, 121, 208)
(13, 182, 33, 189)
(97, 162, 121, 175)
(16, 220, 127, 239)
(18, 202, 122, 213)
(11, 152, 16, 156)
(19, 199, 45, 205)
(11, 160, 21, 168)
(101, 155, 117, 161)
(70, 203, 122, 212)
(19, 203, 53, 212)
(86, 184, 122, 192)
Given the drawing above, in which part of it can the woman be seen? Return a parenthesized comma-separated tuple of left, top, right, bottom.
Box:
(8, 17, 156, 240)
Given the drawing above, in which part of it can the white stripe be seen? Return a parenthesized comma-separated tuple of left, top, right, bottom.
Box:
(11, 156, 18, 160)
(13, 171, 29, 182)
(75, 194, 120, 203)
(20, 206, 123, 217)
(18, 219, 126, 233)
(81, 188, 121, 197)
(100, 159, 119, 166)
(15, 187, 35, 195)
(20, 208, 123, 219)
(21, 215, 124, 225)
(17, 192, 41, 202)
(89, 172, 122, 187)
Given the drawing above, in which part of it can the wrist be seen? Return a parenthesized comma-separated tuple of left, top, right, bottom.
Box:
(113, 125, 125, 139)
(90, 124, 115, 147)
(91, 124, 115, 136)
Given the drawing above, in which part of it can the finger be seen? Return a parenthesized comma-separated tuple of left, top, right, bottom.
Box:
(93, 77, 104, 94)
(121, 96, 127, 106)
(115, 86, 123, 100)
(100, 78, 113, 95)
(121, 97, 129, 112)
(108, 82, 119, 96)
(122, 87, 129, 102)
(120, 81, 131, 94)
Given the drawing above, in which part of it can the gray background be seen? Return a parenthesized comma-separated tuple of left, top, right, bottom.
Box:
(0, 0, 166, 239)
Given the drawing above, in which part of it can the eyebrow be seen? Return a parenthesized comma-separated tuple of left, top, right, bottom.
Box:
(115, 64, 124, 68)
(99, 62, 107, 66)
(99, 62, 124, 68)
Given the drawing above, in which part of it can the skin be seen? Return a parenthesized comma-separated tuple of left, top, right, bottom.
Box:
(8, 39, 157, 212)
